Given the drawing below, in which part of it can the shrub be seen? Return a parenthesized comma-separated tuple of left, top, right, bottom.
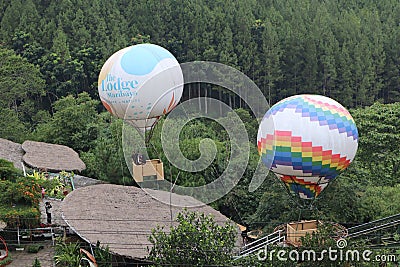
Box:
(148, 210, 237, 266)
(0, 159, 22, 181)
(27, 245, 44, 253)
(0, 205, 40, 228)
(32, 258, 41, 267)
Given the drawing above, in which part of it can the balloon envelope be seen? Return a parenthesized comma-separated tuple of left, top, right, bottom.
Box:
(98, 44, 183, 131)
(257, 95, 358, 200)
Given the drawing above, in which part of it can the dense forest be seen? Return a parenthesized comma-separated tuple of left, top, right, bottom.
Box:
(0, 0, 400, 228)
(1, 0, 400, 107)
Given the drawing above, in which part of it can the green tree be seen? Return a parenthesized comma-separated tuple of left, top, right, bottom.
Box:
(80, 114, 131, 185)
(39, 19, 57, 50)
(0, 47, 45, 121)
(71, 9, 91, 47)
(249, 178, 298, 230)
(0, 159, 23, 181)
(18, 0, 40, 35)
(381, 13, 400, 102)
(315, 174, 365, 223)
(52, 22, 71, 60)
(73, 45, 103, 98)
(0, 107, 31, 142)
(260, 19, 283, 104)
(359, 184, 400, 221)
(351, 102, 400, 186)
(34, 92, 100, 152)
(148, 210, 237, 266)
(334, 42, 354, 107)
(314, 5, 339, 99)
(0, 0, 22, 44)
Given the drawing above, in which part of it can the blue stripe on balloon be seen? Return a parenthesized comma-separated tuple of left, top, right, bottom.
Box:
(120, 44, 174, 76)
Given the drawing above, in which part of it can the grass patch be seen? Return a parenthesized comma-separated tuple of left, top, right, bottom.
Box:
(27, 244, 44, 253)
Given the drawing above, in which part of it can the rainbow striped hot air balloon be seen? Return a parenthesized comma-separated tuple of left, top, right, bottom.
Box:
(257, 95, 358, 200)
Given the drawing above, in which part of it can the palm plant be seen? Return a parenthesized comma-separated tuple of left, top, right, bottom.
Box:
(54, 240, 81, 267)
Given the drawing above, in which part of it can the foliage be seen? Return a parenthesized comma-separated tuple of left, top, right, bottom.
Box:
(0, 159, 22, 181)
(32, 258, 41, 267)
(9, 177, 41, 206)
(315, 175, 365, 223)
(25, 170, 46, 181)
(34, 92, 100, 152)
(350, 102, 400, 186)
(0, 47, 45, 124)
(54, 238, 112, 267)
(2, 0, 400, 108)
(31, 170, 74, 199)
(93, 241, 112, 267)
(359, 184, 400, 221)
(54, 240, 81, 267)
(0, 0, 399, 247)
(80, 114, 132, 185)
(0, 176, 41, 209)
(0, 107, 30, 143)
(248, 178, 299, 231)
(0, 205, 40, 229)
(0, 160, 41, 228)
(27, 244, 44, 253)
(148, 210, 237, 266)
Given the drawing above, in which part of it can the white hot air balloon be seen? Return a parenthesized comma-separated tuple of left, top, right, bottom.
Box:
(98, 43, 183, 136)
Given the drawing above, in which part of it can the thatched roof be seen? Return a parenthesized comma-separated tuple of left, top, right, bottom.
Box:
(73, 175, 106, 189)
(0, 138, 24, 169)
(61, 184, 240, 260)
(22, 141, 86, 172)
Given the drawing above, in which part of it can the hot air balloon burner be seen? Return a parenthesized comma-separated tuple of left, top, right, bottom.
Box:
(132, 159, 164, 183)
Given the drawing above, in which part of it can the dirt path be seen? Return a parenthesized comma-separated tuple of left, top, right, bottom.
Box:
(8, 241, 55, 267)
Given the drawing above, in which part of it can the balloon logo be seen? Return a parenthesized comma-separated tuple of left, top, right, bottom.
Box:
(98, 44, 183, 131)
(257, 95, 358, 200)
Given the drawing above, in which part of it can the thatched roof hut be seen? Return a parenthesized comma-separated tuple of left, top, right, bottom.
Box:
(73, 175, 106, 189)
(0, 138, 24, 169)
(61, 184, 240, 260)
(22, 141, 86, 172)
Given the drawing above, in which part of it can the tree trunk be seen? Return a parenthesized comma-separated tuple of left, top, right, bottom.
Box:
(198, 83, 201, 111)
(219, 90, 222, 116)
(205, 85, 208, 114)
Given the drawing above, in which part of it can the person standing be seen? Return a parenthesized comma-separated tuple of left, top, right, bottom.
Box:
(45, 202, 52, 224)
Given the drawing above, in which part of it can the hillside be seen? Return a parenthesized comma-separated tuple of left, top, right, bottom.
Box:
(0, 0, 399, 232)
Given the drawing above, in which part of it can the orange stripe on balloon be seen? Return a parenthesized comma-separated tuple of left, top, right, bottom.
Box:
(163, 92, 176, 114)
(101, 100, 113, 115)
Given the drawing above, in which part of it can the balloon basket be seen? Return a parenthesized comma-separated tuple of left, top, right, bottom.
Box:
(132, 159, 164, 183)
(274, 220, 347, 247)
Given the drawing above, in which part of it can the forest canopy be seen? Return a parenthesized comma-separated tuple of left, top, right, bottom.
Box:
(0, 0, 399, 108)
(0, 0, 399, 227)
